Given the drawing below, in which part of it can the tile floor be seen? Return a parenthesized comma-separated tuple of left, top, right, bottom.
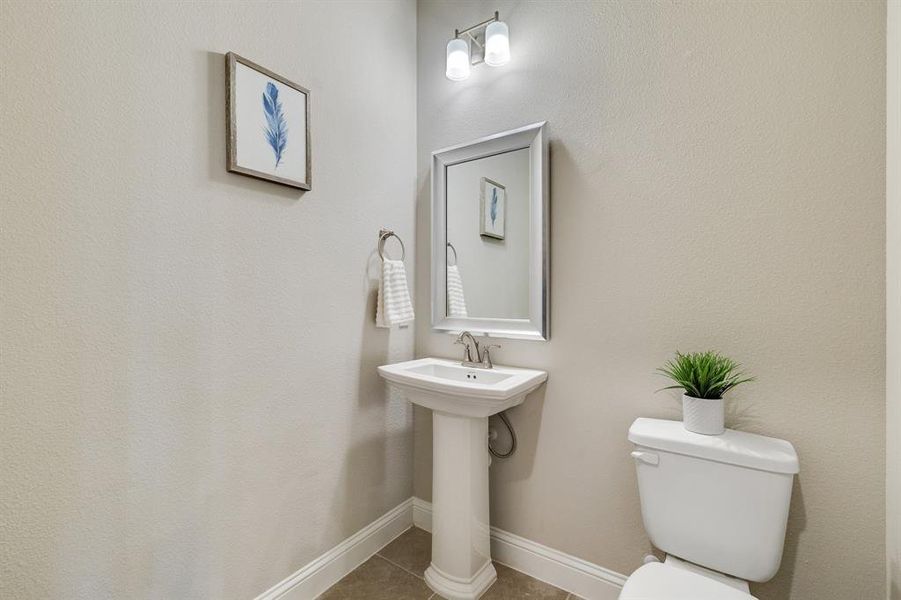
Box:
(318, 527, 583, 599)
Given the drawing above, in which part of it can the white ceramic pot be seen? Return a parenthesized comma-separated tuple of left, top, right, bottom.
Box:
(681, 393, 725, 435)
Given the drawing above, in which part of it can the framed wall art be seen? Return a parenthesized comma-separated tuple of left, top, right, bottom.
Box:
(480, 177, 506, 239)
(226, 52, 311, 190)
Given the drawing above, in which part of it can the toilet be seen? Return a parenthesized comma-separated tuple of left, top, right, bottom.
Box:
(621, 418, 799, 600)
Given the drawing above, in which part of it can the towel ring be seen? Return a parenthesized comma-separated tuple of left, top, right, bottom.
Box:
(446, 242, 458, 266)
(378, 228, 405, 261)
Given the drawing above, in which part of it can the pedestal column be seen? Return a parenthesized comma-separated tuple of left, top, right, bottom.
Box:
(424, 411, 497, 600)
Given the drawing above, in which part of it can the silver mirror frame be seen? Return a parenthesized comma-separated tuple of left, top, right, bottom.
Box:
(431, 121, 549, 341)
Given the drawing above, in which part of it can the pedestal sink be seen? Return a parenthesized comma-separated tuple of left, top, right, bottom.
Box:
(377, 357, 548, 600)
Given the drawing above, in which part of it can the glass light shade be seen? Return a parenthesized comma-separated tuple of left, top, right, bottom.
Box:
(484, 21, 510, 67)
(445, 38, 471, 81)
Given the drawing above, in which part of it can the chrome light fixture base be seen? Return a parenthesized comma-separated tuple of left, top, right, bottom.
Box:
(455, 19, 489, 65)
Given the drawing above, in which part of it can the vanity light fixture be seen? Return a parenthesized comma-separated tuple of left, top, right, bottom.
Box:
(484, 20, 510, 67)
(445, 37, 471, 81)
(445, 11, 510, 81)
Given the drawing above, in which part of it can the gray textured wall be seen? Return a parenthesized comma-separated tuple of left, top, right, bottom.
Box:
(0, 1, 417, 598)
(415, 2, 886, 599)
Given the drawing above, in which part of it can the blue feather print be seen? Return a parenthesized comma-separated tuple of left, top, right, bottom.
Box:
(262, 82, 288, 168)
(489, 187, 498, 225)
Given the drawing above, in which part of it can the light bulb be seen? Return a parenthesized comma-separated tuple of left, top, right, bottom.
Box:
(484, 21, 510, 67)
(445, 38, 470, 81)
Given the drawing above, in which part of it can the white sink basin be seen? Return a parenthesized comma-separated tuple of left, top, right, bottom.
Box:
(377, 357, 547, 418)
(377, 356, 547, 599)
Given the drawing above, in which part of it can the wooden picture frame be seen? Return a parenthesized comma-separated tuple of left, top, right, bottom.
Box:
(226, 52, 311, 190)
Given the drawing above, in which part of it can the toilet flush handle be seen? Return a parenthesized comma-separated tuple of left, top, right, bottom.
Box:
(631, 451, 659, 466)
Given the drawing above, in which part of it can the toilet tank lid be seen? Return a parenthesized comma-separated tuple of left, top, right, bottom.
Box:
(629, 418, 799, 474)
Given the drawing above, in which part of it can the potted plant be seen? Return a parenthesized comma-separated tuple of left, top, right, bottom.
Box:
(657, 351, 754, 435)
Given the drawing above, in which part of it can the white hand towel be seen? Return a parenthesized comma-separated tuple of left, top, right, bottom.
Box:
(446, 264, 468, 318)
(376, 258, 414, 328)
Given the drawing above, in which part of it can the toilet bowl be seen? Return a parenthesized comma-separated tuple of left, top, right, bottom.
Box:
(621, 418, 799, 600)
(619, 556, 754, 600)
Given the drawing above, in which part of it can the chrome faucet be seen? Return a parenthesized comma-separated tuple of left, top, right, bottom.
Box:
(455, 331, 501, 369)
(456, 331, 480, 364)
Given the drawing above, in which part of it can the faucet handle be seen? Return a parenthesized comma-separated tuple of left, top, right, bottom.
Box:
(481, 344, 501, 368)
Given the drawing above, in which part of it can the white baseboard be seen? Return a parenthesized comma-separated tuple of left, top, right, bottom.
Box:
(254, 498, 414, 600)
(255, 496, 628, 600)
(412, 497, 627, 600)
(412, 496, 433, 531)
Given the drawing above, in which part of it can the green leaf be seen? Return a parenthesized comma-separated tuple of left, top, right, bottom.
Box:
(654, 350, 753, 400)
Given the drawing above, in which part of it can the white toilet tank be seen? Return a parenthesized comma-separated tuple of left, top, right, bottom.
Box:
(628, 418, 799, 583)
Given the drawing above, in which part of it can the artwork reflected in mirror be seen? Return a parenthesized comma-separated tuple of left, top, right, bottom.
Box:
(445, 147, 530, 320)
(480, 178, 506, 239)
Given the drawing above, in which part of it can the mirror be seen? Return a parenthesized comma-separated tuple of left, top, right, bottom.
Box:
(431, 122, 549, 340)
